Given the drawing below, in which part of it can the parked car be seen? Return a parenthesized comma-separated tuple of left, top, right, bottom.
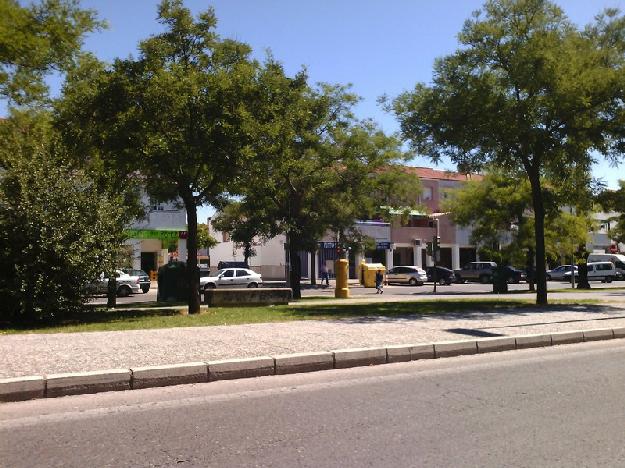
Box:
(200, 268, 262, 290)
(454, 262, 497, 283)
(386, 266, 427, 286)
(122, 269, 151, 293)
(564, 261, 617, 283)
(587, 253, 625, 280)
(546, 265, 578, 281)
(425, 266, 454, 285)
(502, 266, 526, 284)
(86, 270, 141, 297)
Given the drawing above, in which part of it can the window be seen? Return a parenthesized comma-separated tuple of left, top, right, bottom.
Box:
(222, 270, 234, 278)
(236, 270, 248, 277)
(422, 187, 433, 201)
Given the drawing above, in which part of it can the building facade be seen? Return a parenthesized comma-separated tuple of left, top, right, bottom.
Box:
(125, 196, 188, 275)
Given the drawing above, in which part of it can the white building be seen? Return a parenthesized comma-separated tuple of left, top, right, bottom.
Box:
(125, 196, 188, 275)
(206, 218, 287, 280)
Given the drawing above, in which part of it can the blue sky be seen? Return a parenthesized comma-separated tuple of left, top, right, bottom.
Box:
(61, 1, 625, 218)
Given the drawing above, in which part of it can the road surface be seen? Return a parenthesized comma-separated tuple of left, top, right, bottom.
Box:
(90, 279, 625, 306)
(3, 340, 625, 467)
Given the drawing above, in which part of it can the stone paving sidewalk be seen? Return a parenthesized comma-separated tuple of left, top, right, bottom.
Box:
(3, 302, 625, 378)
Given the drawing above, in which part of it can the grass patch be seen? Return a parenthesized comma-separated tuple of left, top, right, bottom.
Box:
(0, 297, 607, 335)
(548, 286, 625, 293)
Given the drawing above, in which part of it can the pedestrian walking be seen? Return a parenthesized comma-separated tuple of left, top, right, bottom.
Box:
(375, 269, 384, 294)
(321, 265, 330, 287)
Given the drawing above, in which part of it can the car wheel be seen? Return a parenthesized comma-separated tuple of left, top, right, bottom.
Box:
(408, 278, 417, 286)
(117, 285, 131, 297)
(480, 275, 491, 284)
(606, 276, 613, 283)
(438, 278, 446, 285)
(205, 283, 216, 290)
(141, 286, 150, 294)
(247, 282, 259, 288)
(546, 274, 552, 281)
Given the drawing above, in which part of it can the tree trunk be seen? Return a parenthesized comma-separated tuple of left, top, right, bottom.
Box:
(184, 199, 201, 314)
(526, 247, 535, 292)
(243, 242, 252, 266)
(289, 242, 302, 299)
(107, 276, 117, 308)
(310, 250, 317, 285)
(577, 262, 591, 289)
(528, 173, 548, 305)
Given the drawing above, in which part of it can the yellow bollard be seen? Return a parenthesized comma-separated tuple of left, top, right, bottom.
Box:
(335, 258, 350, 298)
(359, 259, 366, 286)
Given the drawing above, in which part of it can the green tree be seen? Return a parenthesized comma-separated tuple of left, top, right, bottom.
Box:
(443, 171, 591, 288)
(231, 63, 420, 299)
(391, 0, 625, 304)
(0, 120, 128, 323)
(197, 223, 218, 251)
(596, 180, 625, 245)
(55, 1, 261, 313)
(211, 202, 266, 266)
(0, 0, 102, 105)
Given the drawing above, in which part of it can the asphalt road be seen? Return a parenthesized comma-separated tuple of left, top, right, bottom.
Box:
(90, 279, 625, 306)
(4, 340, 625, 467)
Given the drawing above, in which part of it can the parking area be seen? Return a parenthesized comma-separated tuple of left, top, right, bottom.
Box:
(87, 279, 625, 306)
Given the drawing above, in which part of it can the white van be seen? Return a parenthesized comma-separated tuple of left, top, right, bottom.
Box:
(587, 253, 625, 279)
(587, 262, 617, 283)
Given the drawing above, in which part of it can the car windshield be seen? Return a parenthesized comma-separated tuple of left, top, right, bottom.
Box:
(211, 269, 226, 277)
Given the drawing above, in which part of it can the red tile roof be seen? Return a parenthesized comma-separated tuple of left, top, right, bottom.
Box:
(403, 166, 483, 182)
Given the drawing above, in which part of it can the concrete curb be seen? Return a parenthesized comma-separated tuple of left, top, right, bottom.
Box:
(274, 352, 334, 375)
(46, 369, 130, 398)
(0, 376, 45, 402)
(131, 362, 208, 389)
(208, 356, 275, 381)
(4, 326, 625, 403)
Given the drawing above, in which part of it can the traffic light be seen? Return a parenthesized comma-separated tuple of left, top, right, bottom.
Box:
(426, 242, 433, 256)
(433, 236, 440, 251)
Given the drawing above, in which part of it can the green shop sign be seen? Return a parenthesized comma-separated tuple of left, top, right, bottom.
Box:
(124, 229, 187, 241)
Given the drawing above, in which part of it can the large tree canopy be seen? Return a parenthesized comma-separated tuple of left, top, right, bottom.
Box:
(56, 0, 262, 313)
(392, 0, 625, 304)
(223, 62, 420, 298)
(444, 171, 591, 279)
(0, 0, 102, 105)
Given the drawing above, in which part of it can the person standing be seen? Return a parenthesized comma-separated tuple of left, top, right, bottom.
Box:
(375, 269, 384, 294)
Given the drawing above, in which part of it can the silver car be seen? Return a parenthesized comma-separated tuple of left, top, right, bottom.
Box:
(386, 266, 427, 286)
(200, 268, 262, 290)
(86, 270, 141, 297)
(546, 265, 577, 281)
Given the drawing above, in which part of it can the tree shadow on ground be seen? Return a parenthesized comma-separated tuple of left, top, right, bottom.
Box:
(295, 301, 625, 324)
(0, 307, 187, 331)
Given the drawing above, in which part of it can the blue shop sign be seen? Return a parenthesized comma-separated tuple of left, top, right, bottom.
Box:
(376, 242, 391, 250)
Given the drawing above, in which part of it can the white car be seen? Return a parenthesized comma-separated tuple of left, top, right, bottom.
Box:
(564, 262, 617, 283)
(547, 265, 578, 281)
(200, 268, 262, 290)
(386, 266, 428, 286)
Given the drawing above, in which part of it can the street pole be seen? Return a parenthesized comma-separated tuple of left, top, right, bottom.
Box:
(433, 218, 439, 294)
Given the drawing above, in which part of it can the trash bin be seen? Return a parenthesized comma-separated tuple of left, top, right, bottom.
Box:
(157, 261, 188, 302)
(361, 263, 386, 288)
(492, 265, 509, 293)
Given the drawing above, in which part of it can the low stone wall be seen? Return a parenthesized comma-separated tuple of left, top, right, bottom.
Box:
(203, 288, 292, 307)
